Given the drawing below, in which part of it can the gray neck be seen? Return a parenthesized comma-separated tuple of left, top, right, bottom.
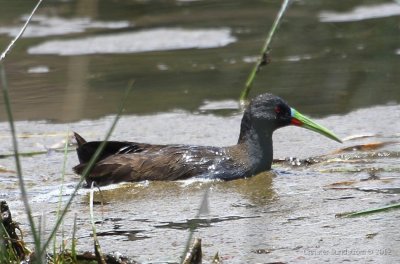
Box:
(237, 117, 274, 173)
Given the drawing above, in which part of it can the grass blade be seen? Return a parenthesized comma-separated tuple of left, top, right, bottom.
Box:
(89, 183, 106, 264)
(240, 0, 292, 102)
(180, 187, 209, 264)
(41, 81, 134, 254)
(53, 132, 70, 259)
(338, 203, 400, 218)
(0, 0, 43, 62)
(71, 214, 78, 262)
(0, 63, 42, 259)
(0, 0, 44, 260)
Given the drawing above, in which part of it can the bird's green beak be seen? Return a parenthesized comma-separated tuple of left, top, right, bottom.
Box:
(290, 108, 342, 143)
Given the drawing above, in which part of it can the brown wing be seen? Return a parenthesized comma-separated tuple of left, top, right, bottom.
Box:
(76, 145, 223, 186)
(75, 139, 159, 164)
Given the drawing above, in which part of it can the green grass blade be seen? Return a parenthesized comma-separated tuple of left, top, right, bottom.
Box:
(240, 0, 292, 102)
(0, 150, 47, 159)
(0, 0, 43, 61)
(339, 203, 400, 218)
(71, 214, 78, 262)
(0, 63, 42, 260)
(0, 0, 44, 260)
(0, 223, 19, 262)
(53, 132, 70, 258)
(41, 81, 134, 254)
(180, 188, 209, 264)
(89, 183, 106, 264)
(0, 149, 75, 159)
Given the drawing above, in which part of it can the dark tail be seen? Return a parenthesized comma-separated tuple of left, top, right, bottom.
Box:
(74, 132, 87, 147)
(73, 132, 139, 166)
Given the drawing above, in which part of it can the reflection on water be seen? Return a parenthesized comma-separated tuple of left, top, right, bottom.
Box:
(0, 1, 399, 121)
(90, 171, 275, 206)
(27, 65, 49, 73)
(28, 28, 236, 55)
(0, 15, 130, 38)
(155, 215, 260, 230)
(217, 171, 276, 206)
(319, 3, 400, 22)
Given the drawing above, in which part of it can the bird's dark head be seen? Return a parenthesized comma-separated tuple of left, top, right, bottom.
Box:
(239, 93, 342, 143)
(247, 93, 292, 130)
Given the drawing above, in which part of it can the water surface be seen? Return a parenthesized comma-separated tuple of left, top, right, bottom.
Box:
(1, 104, 399, 263)
(0, 0, 399, 263)
(0, 0, 399, 121)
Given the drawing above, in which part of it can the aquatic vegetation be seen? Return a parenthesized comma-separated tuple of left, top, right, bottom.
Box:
(337, 202, 400, 218)
(240, 0, 292, 102)
(0, 1, 134, 261)
(1, 0, 45, 258)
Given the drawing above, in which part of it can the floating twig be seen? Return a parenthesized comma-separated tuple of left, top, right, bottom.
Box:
(182, 238, 202, 264)
(337, 203, 400, 218)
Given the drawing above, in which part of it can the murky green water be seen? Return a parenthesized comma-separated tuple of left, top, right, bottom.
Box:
(0, 1, 399, 263)
(1, 0, 399, 121)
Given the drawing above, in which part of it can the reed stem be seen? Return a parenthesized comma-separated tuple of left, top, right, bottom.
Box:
(240, 0, 292, 103)
(340, 203, 400, 218)
(41, 81, 134, 253)
(0, 1, 44, 260)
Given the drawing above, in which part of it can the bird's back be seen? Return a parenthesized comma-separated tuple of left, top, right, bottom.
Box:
(73, 133, 245, 186)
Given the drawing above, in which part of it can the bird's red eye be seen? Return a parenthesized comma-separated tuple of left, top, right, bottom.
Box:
(275, 106, 281, 114)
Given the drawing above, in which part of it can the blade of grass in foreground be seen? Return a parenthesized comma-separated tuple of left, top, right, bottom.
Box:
(239, 0, 292, 103)
(71, 214, 78, 262)
(180, 188, 209, 264)
(0, 148, 75, 159)
(0, 0, 44, 259)
(41, 81, 134, 255)
(0, 64, 42, 259)
(0, 0, 43, 61)
(338, 203, 400, 218)
(89, 183, 106, 264)
(53, 132, 70, 259)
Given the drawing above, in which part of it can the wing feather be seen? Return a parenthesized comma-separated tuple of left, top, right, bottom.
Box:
(78, 145, 231, 186)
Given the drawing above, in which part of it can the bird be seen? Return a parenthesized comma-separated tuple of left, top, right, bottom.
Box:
(73, 93, 341, 186)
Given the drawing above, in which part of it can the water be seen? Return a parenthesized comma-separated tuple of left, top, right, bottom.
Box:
(1, 106, 399, 263)
(0, 1, 399, 121)
(0, 1, 399, 263)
